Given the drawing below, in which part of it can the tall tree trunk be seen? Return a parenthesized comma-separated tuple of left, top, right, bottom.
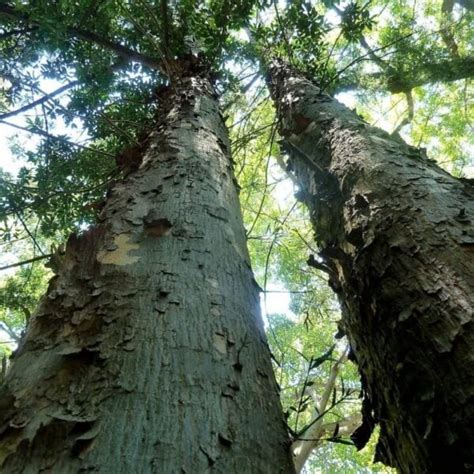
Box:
(0, 60, 295, 473)
(268, 60, 474, 474)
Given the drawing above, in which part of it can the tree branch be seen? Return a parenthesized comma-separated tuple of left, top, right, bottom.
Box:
(359, 36, 389, 69)
(0, 81, 79, 121)
(272, 0, 294, 64)
(386, 56, 474, 94)
(0, 253, 53, 272)
(0, 321, 21, 343)
(0, 120, 115, 158)
(393, 89, 414, 134)
(0, 4, 163, 72)
(160, 0, 170, 54)
(328, 33, 415, 90)
(440, 0, 460, 57)
(12, 210, 45, 256)
(308, 413, 362, 442)
(292, 350, 348, 472)
(337, 54, 474, 95)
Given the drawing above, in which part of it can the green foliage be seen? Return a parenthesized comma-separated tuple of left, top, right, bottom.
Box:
(410, 82, 474, 177)
(306, 428, 396, 473)
(0, 262, 50, 345)
(339, 2, 374, 42)
(0, 0, 269, 241)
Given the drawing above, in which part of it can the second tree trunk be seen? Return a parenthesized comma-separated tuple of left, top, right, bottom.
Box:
(268, 60, 474, 474)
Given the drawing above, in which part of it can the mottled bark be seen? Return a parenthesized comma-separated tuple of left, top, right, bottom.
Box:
(0, 62, 295, 473)
(268, 60, 474, 473)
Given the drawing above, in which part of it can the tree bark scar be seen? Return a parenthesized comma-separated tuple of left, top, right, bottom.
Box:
(144, 218, 173, 237)
(96, 234, 140, 266)
(280, 114, 312, 137)
(293, 114, 312, 134)
(115, 145, 145, 175)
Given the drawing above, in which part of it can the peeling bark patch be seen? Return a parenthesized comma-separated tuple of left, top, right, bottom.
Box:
(72, 436, 95, 458)
(213, 333, 227, 355)
(71, 420, 99, 458)
(97, 234, 140, 265)
(293, 114, 312, 134)
(0, 426, 24, 466)
(222, 382, 240, 399)
(206, 206, 229, 222)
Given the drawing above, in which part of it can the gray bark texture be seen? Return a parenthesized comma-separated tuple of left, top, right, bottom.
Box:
(268, 60, 474, 474)
(0, 59, 295, 473)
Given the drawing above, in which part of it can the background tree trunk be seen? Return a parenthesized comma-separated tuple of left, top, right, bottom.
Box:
(268, 60, 474, 474)
(0, 62, 295, 473)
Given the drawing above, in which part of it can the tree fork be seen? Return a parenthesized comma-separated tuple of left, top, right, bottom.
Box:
(267, 59, 474, 473)
(0, 59, 295, 473)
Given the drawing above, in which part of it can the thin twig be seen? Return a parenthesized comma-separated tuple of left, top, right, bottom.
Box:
(246, 124, 277, 237)
(326, 33, 414, 89)
(0, 254, 53, 272)
(13, 210, 45, 256)
(0, 120, 114, 158)
(0, 81, 79, 121)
